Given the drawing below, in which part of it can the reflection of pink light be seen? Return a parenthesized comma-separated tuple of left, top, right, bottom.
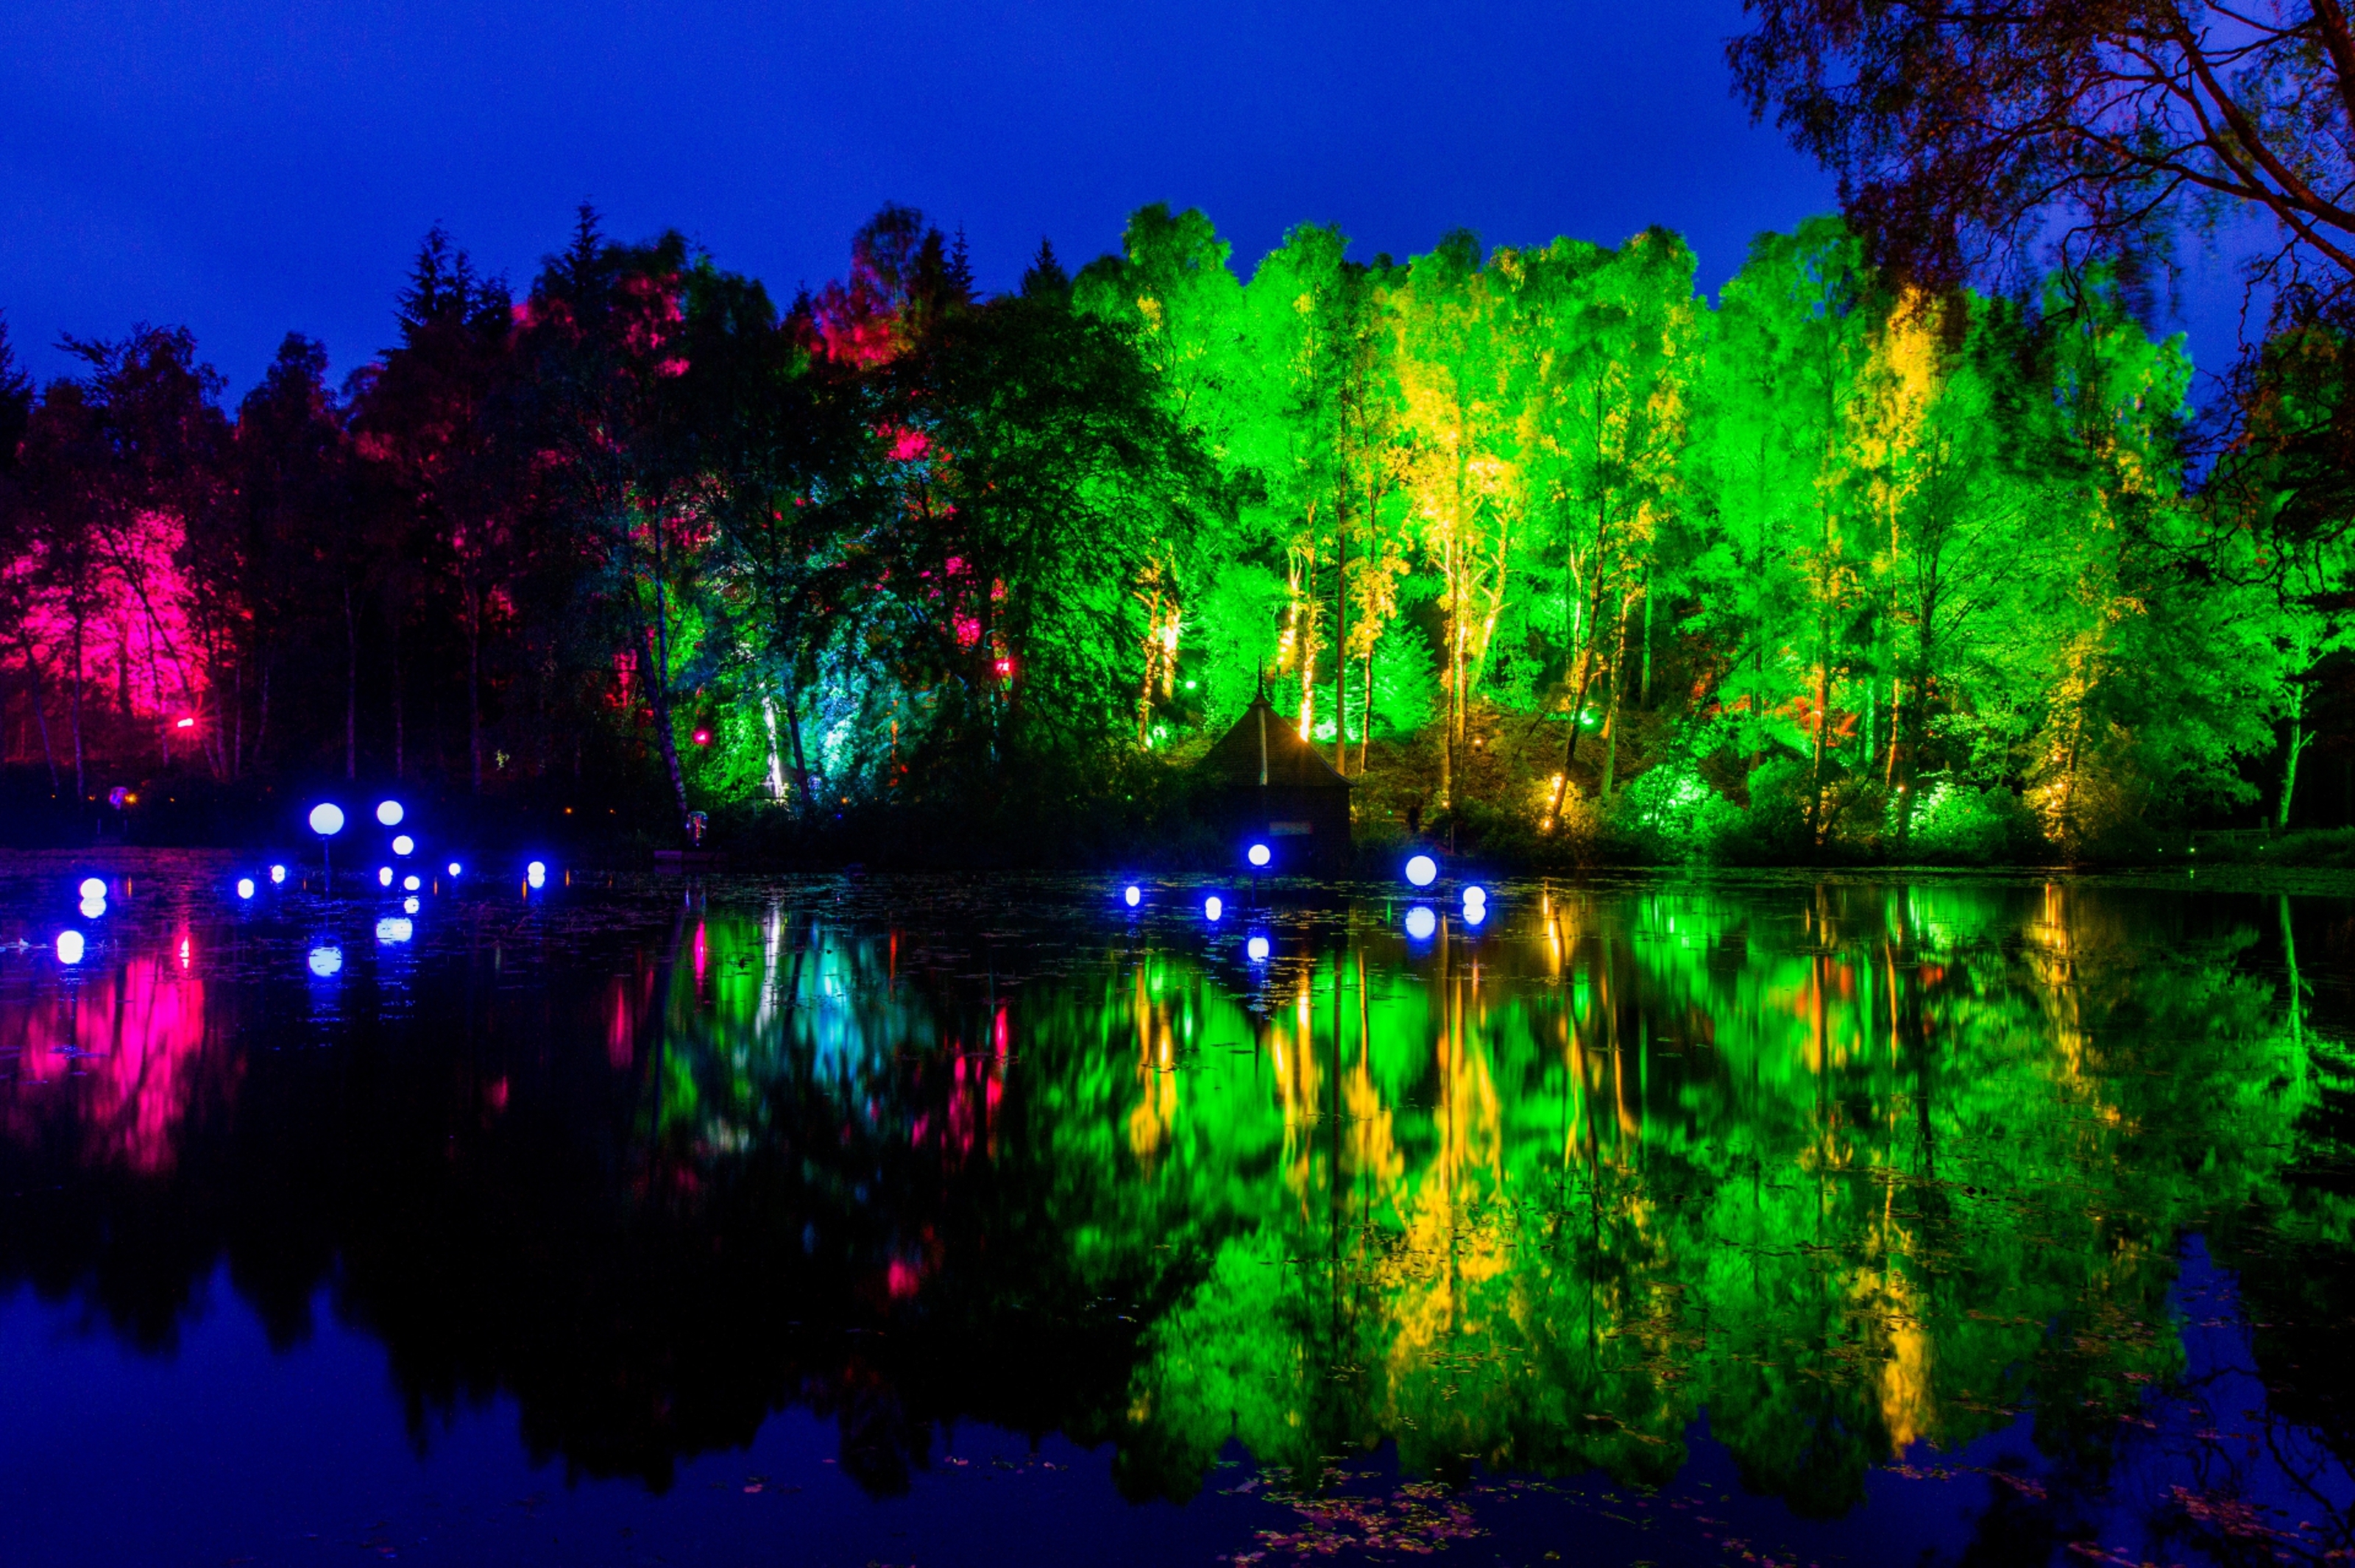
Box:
(693, 923, 706, 986)
(4, 950, 222, 1172)
(887, 1257, 921, 1299)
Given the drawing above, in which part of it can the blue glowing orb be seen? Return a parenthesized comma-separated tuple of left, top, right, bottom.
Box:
(1462, 900, 1487, 927)
(77, 876, 105, 901)
(1462, 884, 1488, 905)
(1405, 854, 1438, 887)
(1203, 895, 1223, 923)
(375, 917, 414, 945)
(526, 861, 547, 889)
(55, 931, 85, 965)
(447, 862, 462, 878)
(377, 866, 393, 887)
(1124, 884, 1141, 908)
(1247, 935, 1270, 962)
(1404, 906, 1437, 940)
(375, 800, 405, 827)
(308, 803, 345, 837)
(236, 878, 255, 900)
(1247, 842, 1272, 868)
(269, 865, 286, 884)
(391, 834, 414, 856)
(307, 946, 343, 978)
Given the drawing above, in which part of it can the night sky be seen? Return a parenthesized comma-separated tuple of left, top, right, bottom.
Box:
(0, 0, 2242, 397)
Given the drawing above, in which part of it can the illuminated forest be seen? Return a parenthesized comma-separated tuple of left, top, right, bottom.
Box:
(1, 202, 2349, 862)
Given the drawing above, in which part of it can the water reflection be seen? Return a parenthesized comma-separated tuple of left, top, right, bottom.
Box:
(0, 870, 2350, 1559)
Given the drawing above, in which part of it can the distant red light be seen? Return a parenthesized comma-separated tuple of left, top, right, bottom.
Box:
(994, 659, 1013, 677)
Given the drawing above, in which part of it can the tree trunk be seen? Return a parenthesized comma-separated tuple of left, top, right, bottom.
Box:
(1600, 591, 1633, 801)
(466, 578, 484, 795)
(342, 582, 359, 781)
(1333, 498, 1348, 774)
(71, 612, 84, 801)
(2280, 685, 2310, 831)
(390, 614, 405, 780)
(22, 645, 57, 790)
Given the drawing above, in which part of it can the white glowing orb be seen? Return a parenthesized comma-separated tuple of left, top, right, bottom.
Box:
(1203, 895, 1223, 923)
(1404, 906, 1437, 940)
(375, 917, 414, 944)
(55, 931, 85, 965)
(403, 874, 421, 892)
(1462, 901, 1487, 927)
(391, 834, 414, 856)
(1123, 884, 1141, 908)
(377, 866, 393, 887)
(1462, 884, 1487, 905)
(1247, 935, 1270, 962)
(308, 946, 343, 977)
(526, 861, 547, 888)
(236, 878, 255, 900)
(403, 895, 419, 915)
(1404, 854, 1438, 887)
(269, 865, 286, 884)
(308, 803, 345, 836)
(1247, 842, 1272, 868)
(77, 876, 105, 901)
(77, 896, 106, 920)
(375, 800, 405, 827)
(447, 862, 462, 877)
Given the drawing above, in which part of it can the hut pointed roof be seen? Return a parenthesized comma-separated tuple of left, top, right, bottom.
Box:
(1198, 696, 1350, 790)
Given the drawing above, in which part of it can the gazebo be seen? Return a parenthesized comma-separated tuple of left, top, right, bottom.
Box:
(1197, 695, 1352, 874)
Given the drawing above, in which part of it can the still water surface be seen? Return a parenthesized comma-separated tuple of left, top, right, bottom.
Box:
(1, 854, 2351, 1566)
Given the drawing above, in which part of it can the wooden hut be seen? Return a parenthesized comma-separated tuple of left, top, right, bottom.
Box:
(1197, 696, 1352, 874)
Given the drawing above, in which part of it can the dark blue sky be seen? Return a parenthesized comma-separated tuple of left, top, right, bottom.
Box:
(0, 0, 2242, 397)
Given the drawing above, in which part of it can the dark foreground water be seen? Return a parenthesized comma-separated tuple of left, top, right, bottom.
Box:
(3, 854, 2353, 1567)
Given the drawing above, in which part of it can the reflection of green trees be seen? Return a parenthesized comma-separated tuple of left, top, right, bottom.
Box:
(640, 883, 2340, 1513)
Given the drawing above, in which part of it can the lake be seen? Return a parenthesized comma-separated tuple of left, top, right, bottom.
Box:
(1, 853, 2351, 1567)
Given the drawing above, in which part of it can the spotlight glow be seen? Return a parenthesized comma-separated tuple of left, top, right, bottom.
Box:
(236, 878, 255, 900)
(308, 946, 343, 977)
(391, 834, 414, 856)
(77, 877, 106, 901)
(269, 865, 286, 884)
(1404, 906, 1437, 940)
(56, 931, 85, 965)
(1246, 935, 1270, 962)
(308, 803, 345, 836)
(1123, 884, 1141, 908)
(1404, 854, 1438, 887)
(375, 801, 405, 827)
(1247, 842, 1272, 868)
(1203, 895, 1223, 923)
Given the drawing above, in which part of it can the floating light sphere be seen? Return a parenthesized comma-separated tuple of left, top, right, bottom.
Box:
(1123, 884, 1141, 909)
(403, 895, 419, 915)
(78, 896, 106, 920)
(1246, 935, 1270, 962)
(269, 865, 286, 884)
(526, 861, 547, 889)
(403, 874, 421, 892)
(1462, 884, 1488, 906)
(236, 878, 255, 900)
(377, 866, 393, 887)
(1247, 842, 1272, 869)
(1203, 895, 1223, 923)
(307, 946, 343, 978)
(1404, 854, 1438, 887)
(375, 917, 414, 945)
(1404, 906, 1438, 941)
(447, 862, 462, 878)
(308, 803, 345, 837)
(375, 800, 404, 827)
(77, 876, 106, 901)
(391, 834, 414, 856)
(56, 931, 85, 965)
(1462, 900, 1487, 928)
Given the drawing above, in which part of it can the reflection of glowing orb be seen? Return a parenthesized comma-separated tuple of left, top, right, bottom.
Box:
(377, 866, 393, 887)
(308, 946, 343, 977)
(1247, 842, 1271, 868)
(525, 861, 546, 888)
(78, 896, 106, 920)
(403, 874, 421, 892)
(56, 931, 85, 965)
(269, 865, 286, 884)
(1404, 854, 1437, 887)
(447, 862, 461, 878)
(375, 800, 404, 827)
(403, 896, 419, 915)
(236, 878, 255, 900)
(1404, 906, 1437, 940)
(77, 876, 105, 901)
(1462, 884, 1487, 905)
(1247, 935, 1270, 962)
(1462, 901, 1487, 927)
(1123, 884, 1141, 908)
(308, 803, 344, 836)
(375, 917, 414, 944)
(391, 834, 414, 856)
(1203, 895, 1223, 923)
